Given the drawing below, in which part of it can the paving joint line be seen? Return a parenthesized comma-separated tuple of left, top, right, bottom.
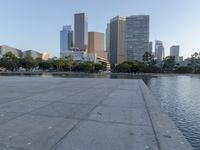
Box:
(138, 80, 161, 150)
(49, 81, 122, 150)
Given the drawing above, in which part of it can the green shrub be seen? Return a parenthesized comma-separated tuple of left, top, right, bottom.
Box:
(175, 66, 193, 73)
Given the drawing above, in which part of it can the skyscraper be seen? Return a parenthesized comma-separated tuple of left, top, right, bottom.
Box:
(88, 32, 105, 58)
(60, 25, 73, 58)
(74, 13, 88, 51)
(179, 56, 183, 62)
(109, 16, 126, 64)
(106, 23, 110, 61)
(148, 42, 153, 54)
(125, 15, 149, 61)
(170, 45, 180, 63)
(155, 40, 165, 60)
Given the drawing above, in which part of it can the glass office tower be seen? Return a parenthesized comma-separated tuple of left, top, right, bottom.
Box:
(125, 15, 149, 61)
(74, 13, 88, 51)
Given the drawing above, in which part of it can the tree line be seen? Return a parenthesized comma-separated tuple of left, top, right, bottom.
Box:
(1, 51, 200, 74)
(112, 52, 200, 74)
(0, 52, 107, 73)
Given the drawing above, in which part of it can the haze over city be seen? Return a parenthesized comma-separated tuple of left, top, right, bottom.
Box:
(0, 0, 199, 58)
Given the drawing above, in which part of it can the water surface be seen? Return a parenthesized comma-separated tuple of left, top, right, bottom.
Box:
(145, 75, 200, 150)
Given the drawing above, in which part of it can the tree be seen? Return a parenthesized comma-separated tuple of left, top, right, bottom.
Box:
(114, 63, 131, 73)
(78, 61, 95, 73)
(19, 56, 37, 71)
(94, 63, 104, 72)
(191, 52, 200, 73)
(38, 61, 52, 71)
(71, 61, 79, 72)
(111, 64, 116, 72)
(63, 56, 74, 72)
(102, 62, 107, 71)
(35, 57, 42, 63)
(143, 52, 153, 65)
(162, 56, 175, 72)
(62, 60, 71, 71)
(123, 61, 141, 74)
(175, 66, 193, 74)
(52, 60, 65, 71)
(0, 52, 19, 71)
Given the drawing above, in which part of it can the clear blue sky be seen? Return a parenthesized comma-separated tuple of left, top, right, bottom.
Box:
(0, 0, 200, 58)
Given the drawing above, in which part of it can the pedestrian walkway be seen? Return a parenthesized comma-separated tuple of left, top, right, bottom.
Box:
(0, 77, 193, 150)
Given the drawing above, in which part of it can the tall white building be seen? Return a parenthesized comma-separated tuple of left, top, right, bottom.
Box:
(155, 40, 165, 60)
(60, 25, 73, 58)
(170, 45, 180, 63)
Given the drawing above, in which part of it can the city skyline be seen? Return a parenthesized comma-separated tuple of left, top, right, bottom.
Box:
(0, 0, 200, 58)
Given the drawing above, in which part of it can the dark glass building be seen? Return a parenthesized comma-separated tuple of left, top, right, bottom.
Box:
(74, 13, 88, 51)
(125, 15, 149, 61)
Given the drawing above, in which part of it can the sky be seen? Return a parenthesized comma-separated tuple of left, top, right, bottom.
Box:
(0, 0, 200, 58)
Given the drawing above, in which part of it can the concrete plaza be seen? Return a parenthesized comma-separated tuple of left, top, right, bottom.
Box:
(0, 76, 193, 150)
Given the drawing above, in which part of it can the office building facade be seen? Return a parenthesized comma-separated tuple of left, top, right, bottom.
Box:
(109, 16, 126, 64)
(125, 15, 149, 61)
(0, 45, 23, 58)
(155, 40, 165, 60)
(60, 25, 73, 58)
(74, 13, 88, 51)
(106, 23, 110, 61)
(23, 50, 42, 59)
(149, 42, 153, 54)
(179, 56, 183, 62)
(170, 45, 180, 63)
(88, 32, 106, 58)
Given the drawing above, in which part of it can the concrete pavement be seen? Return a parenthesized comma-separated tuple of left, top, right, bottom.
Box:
(0, 76, 193, 150)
